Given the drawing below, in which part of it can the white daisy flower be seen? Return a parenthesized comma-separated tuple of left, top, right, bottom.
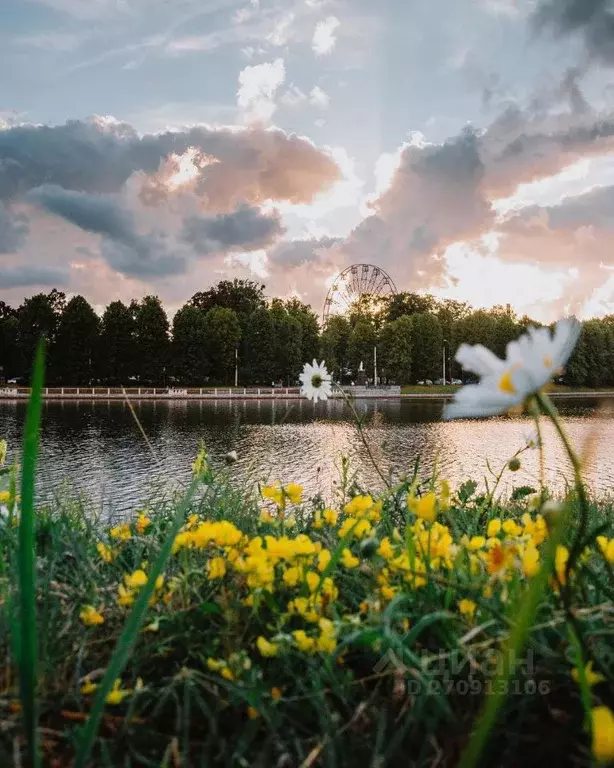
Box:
(299, 359, 332, 403)
(444, 318, 581, 420)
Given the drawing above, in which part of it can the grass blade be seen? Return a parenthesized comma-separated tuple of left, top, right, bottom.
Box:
(75, 478, 200, 767)
(18, 338, 46, 768)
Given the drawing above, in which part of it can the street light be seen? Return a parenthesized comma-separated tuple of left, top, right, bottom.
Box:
(442, 338, 448, 385)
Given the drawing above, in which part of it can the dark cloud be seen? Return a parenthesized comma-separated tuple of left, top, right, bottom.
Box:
(0, 265, 69, 288)
(0, 117, 341, 210)
(181, 204, 285, 255)
(534, 0, 614, 66)
(28, 184, 186, 277)
(0, 204, 29, 253)
(266, 236, 341, 267)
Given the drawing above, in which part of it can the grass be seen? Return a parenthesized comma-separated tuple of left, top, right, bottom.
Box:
(0, 458, 613, 765)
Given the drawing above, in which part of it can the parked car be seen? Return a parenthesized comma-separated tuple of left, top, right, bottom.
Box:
(452, 378, 463, 385)
(425, 379, 433, 386)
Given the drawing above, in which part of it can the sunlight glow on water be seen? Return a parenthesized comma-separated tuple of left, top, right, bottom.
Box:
(1, 398, 613, 514)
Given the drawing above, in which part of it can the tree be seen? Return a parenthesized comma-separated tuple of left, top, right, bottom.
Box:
(320, 316, 351, 382)
(410, 313, 443, 381)
(172, 305, 208, 385)
(100, 301, 136, 384)
(204, 307, 242, 385)
(285, 298, 320, 364)
(269, 301, 302, 385)
(243, 306, 274, 385)
(348, 319, 377, 379)
(378, 315, 412, 383)
(54, 296, 100, 384)
(454, 311, 498, 376)
(17, 290, 66, 382)
(134, 296, 170, 385)
(190, 279, 266, 318)
(0, 302, 19, 380)
(385, 292, 437, 322)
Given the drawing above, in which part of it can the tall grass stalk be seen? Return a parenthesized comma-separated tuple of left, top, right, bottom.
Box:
(17, 338, 45, 767)
(75, 478, 200, 767)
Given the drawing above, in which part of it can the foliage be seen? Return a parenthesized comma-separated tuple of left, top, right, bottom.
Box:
(99, 301, 136, 385)
(410, 312, 443, 381)
(347, 318, 377, 378)
(320, 315, 352, 381)
(204, 307, 242, 385)
(133, 296, 171, 386)
(53, 296, 100, 385)
(172, 305, 208, 385)
(378, 315, 412, 382)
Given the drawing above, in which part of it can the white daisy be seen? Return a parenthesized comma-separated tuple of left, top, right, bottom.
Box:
(299, 359, 332, 403)
(444, 318, 581, 420)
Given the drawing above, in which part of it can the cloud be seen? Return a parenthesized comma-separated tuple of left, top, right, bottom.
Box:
(312, 16, 340, 55)
(266, 235, 340, 267)
(534, 0, 614, 66)
(0, 265, 69, 289)
(237, 58, 286, 124)
(266, 12, 295, 46)
(309, 86, 330, 109)
(0, 116, 342, 212)
(0, 204, 29, 253)
(181, 204, 285, 254)
(28, 184, 186, 277)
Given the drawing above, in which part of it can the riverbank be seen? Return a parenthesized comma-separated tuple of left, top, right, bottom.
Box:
(1, 464, 613, 766)
(2, 384, 614, 401)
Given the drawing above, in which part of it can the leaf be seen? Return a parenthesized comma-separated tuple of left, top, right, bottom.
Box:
(458, 480, 477, 503)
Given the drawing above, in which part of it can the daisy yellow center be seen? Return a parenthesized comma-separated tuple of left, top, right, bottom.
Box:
(498, 369, 516, 394)
(543, 355, 553, 367)
(311, 374, 323, 388)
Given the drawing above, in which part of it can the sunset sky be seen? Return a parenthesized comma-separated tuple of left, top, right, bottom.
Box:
(1, 0, 614, 320)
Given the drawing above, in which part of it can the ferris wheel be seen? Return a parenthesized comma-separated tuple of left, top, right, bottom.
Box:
(322, 264, 397, 324)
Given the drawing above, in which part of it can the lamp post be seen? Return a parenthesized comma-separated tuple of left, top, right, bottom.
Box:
(442, 339, 448, 385)
(373, 346, 378, 387)
(234, 347, 239, 388)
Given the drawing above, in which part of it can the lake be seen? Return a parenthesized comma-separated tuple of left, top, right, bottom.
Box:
(1, 397, 613, 516)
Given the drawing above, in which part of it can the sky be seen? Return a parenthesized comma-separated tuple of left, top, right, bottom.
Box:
(1, 0, 614, 321)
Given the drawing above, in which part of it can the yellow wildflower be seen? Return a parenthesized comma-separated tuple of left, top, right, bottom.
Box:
(440, 479, 451, 511)
(0, 490, 11, 504)
(124, 569, 148, 590)
(285, 483, 303, 504)
(592, 706, 614, 763)
(293, 630, 316, 653)
(136, 513, 151, 534)
(283, 566, 302, 587)
(343, 495, 374, 518)
(408, 491, 437, 523)
(313, 510, 323, 529)
(378, 537, 394, 560)
(144, 618, 160, 633)
(105, 679, 131, 705)
(256, 636, 279, 658)
(323, 508, 338, 526)
(110, 523, 131, 541)
(321, 577, 338, 599)
(271, 686, 282, 701)
(80, 677, 97, 695)
(317, 549, 332, 572)
(341, 548, 359, 569)
(207, 557, 226, 580)
(206, 658, 225, 672)
(458, 599, 476, 620)
(502, 519, 522, 537)
(317, 629, 337, 654)
(247, 706, 259, 719)
(117, 583, 135, 606)
(79, 605, 104, 627)
(338, 517, 372, 539)
(96, 542, 114, 563)
(262, 483, 284, 506)
(522, 545, 540, 577)
(487, 519, 502, 537)
(306, 571, 320, 593)
(572, 661, 605, 688)
(467, 536, 486, 551)
(380, 585, 397, 601)
(555, 545, 569, 586)
(596, 536, 614, 564)
(221, 667, 234, 681)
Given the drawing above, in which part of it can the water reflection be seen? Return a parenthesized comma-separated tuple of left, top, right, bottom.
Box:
(0, 397, 612, 514)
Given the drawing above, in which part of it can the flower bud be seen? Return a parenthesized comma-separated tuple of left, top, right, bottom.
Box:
(508, 457, 521, 472)
(542, 500, 565, 531)
(225, 450, 238, 464)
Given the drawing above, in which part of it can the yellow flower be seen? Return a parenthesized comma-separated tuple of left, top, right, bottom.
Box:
(206, 658, 225, 672)
(317, 549, 331, 572)
(502, 519, 522, 537)
(572, 661, 605, 688)
(555, 545, 569, 586)
(380, 585, 397, 601)
(271, 686, 282, 701)
(80, 677, 97, 695)
(259, 508, 276, 524)
(407, 491, 437, 523)
(0, 439, 7, 466)
(256, 636, 279, 658)
(522, 545, 540, 577)
(467, 536, 486, 551)
(293, 630, 316, 653)
(317, 629, 337, 654)
(323, 508, 338, 526)
(341, 548, 359, 569)
(343, 495, 374, 518)
(96, 542, 114, 563)
(338, 517, 372, 539)
(458, 599, 476, 620)
(110, 523, 131, 541)
(144, 618, 160, 633)
(592, 706, 614, 763)
(487, 519, 502, 537)
(0, 490, 11, 504)
(105, 679, 132, 705)
(306, 571, 320, 592)
(262, 483, 284, 506)
(247, 706, 259, 719)
(124, 569, 148, 590)
(207, 557, 226, 580)
(321, 577, 338, 599)
(440, 479, 451, 511)
(117, 583, 135, 607)
(285, 483, 303, 504)
(136, 513, 151, 534)
(596, 536, 614, 564)
(313, 510, 323, 529)
(283, 566, 302, 587)
(79, 605, 104, 627)
(378, 537, 394, 560)
(221, 667, 234, 681)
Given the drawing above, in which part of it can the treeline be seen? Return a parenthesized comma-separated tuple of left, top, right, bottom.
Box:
(1, 281, 613, 387)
